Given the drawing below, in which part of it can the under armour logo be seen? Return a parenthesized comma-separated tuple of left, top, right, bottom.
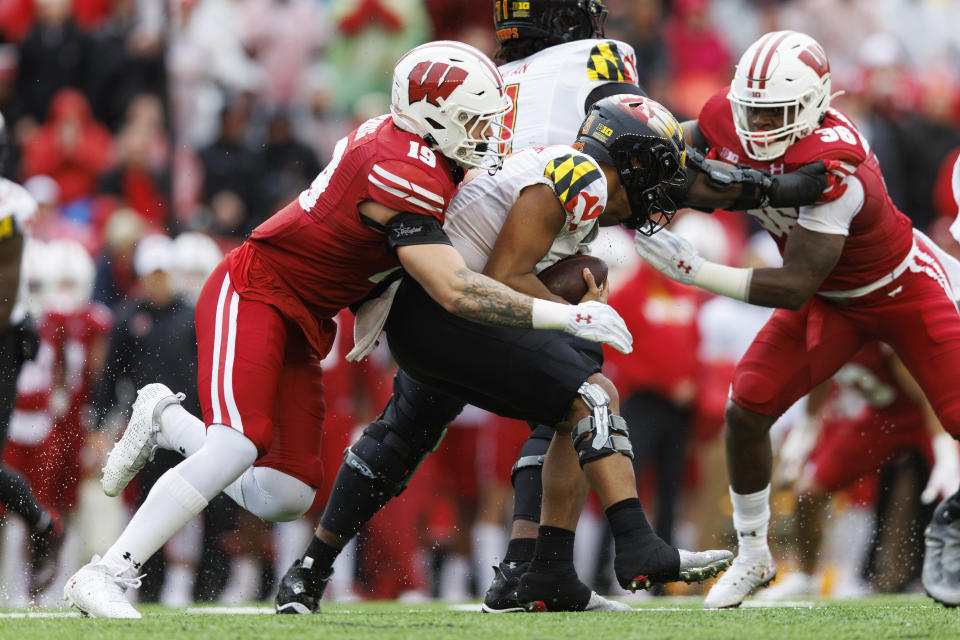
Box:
(575, 314, 592, 324)
(122, 551, 142, 570)
(677, 261, 692, 274)
(737, 530, 758, 538)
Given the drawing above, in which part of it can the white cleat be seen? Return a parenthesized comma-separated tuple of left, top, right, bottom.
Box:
(754, 571, 817, 601)
(101, 383, 184, 497)
(703, 553, 776, 609)
(678, 549, 735, 582)
(63, 555, 143, 619)
(584, 592, 633, 612)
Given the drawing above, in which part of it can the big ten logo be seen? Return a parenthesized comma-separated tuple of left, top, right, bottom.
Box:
(511, 1, 530, 9)
(597, 124, 613, 137)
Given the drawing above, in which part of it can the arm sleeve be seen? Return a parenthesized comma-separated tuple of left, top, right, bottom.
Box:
(797, 175, 865, 236)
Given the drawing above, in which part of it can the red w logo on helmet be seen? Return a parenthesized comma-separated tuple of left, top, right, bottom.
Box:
(797, 43, 829, 78)
(408, 61, 468, 107)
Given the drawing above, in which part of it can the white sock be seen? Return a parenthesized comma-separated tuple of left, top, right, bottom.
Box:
(102, 469, 208, 571)
(439, 553, 471, 601)
(730, 484, 771, 558)
(102, 427, 255, 571)
(471, 522, 507, 590)
(157, 404, 207, 457)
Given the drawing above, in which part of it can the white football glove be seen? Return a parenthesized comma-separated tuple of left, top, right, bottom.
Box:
(634, 228, 704, 285)
(564, 301, 633, 354)
(922, 434, 960, 504)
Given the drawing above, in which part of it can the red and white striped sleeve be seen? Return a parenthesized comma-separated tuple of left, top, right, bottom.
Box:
(366, 159, 450, 220)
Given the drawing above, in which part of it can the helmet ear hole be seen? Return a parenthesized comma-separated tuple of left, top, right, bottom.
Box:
(425, 117, 445, 130)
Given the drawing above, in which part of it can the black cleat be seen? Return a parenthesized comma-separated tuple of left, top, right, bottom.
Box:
(614, 542, 732, 591)
(924, 496, 960, 607)
(29, 509, 65, 596)
(481, 561, 527, 613)
(275, 559, 332, 614)
(515, 565, 631, 612)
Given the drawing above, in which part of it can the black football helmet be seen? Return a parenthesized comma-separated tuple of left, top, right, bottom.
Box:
(574, 95, 687, 235)
(494, 0, 607, 46)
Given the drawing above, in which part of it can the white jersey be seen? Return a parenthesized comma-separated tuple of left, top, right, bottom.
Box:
(0, 177, 37, 324)
(445, 145, 607, 274)
(498, 39, 639, 151)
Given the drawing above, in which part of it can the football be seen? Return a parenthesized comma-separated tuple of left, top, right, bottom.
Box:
(537, 254, 608, 304)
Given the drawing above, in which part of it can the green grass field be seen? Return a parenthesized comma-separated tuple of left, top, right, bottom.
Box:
(1, 596, 958, 640)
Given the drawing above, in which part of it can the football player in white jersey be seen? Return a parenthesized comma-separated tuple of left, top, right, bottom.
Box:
(494, 0, 646, 150)
(481, 0, 838, 612)
(0, 113, 66, 595)
(272, 93, 834, 614)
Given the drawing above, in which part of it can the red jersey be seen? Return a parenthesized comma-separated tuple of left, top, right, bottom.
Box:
(225, 115, 458, 357)
(697, 89, 914, 292)
(12, 303, 112, 441)
(605, 265, 702, 400)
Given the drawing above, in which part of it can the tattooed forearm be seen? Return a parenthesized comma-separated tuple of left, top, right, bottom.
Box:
(450, 268, 534, 328)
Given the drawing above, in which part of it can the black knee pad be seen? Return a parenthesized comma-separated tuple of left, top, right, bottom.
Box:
(343, 370, 466, 496)
(510, 424, 553, 485)
(510, 425, 553, 523)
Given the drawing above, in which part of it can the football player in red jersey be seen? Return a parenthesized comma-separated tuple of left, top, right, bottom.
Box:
(5, 239, 111, 596)
(633, 31, 960, 608)
(758, 342, 955, 600)
(272, 92, 839, 615)
(0, 115, 67, 601)
(63, 41, 635, 619)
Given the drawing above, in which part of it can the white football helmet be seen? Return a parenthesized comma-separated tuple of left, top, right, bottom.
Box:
(46, 239, 95, 314)
(173, 231, 223, 304)
(729, 31, 832, 161)
(391, 40, 513, 171)
(20, 239, 54, 317)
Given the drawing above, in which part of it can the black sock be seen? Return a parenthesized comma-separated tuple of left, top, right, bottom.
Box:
(503, 536, 536, 565)
(529, 526, 575, 573)
(0, 466, 45, 530)
(302, 535, 340, 577)
(606, 497, 660, 555)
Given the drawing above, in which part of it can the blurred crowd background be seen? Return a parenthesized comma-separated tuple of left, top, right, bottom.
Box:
(2, 0, 960, 608)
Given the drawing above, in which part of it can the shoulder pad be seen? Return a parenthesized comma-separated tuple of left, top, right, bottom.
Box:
(785, 110, 869, 168)
(367, 157, 452, 219)
(587, 40, 635, 83)
(544, 152, 606, 228)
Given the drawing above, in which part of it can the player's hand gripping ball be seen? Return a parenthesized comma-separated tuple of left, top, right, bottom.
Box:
(537, 254, 608, 304)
